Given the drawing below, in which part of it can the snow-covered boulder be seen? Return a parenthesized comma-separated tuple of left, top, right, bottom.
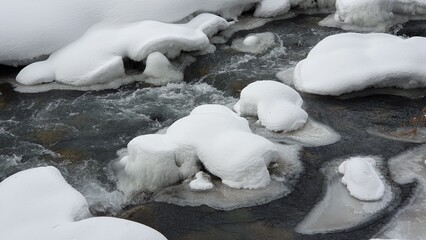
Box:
(293, 33, 426, 95)
(338, 157, 385, 201)
(189, 171, 214, 191)
(16, 14, 229, 87)
(0, 0, 294, 66)
(118, 104, 286, 195)
(0, 166, 167, 240)
(231, 32, 277, 54)
(320, 0, 426, 32)
(142, 52, 183, 86)
(234, 80, 308, 132)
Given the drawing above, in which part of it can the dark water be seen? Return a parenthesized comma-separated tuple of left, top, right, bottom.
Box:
(1, 14, 426, 239)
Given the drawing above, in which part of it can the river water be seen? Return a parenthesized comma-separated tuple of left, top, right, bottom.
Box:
(1, 14, 426, 240)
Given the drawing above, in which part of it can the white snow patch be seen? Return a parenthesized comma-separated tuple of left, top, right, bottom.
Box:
(294, 33, 426, 96)
(232, 32, 277, 54)
(254, 0, 291, 17)
(339, 157, 385, 201)
(142, 52, 184, 86)
(234, 80, 308, 132)
(296, 157, 393, 234)
(118, 104, 300, 196)
(16, 14, 229, 87)
(154, 144, 303, 210)
(0, 166, 167, 240)
(189, 171, 214, 191)
(0, 0, 294, 66)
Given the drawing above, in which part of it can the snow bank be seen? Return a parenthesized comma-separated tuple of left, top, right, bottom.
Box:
(231, 32, 277, 54)
(0, 0, 294, 66)
(376, 144, 426, 240)
(118, 104, 291, 195)
(234, 80, 308, 132)
(0, 167, 167, 240)
(321, 0, 426, 32)
(16, 14, 229, 87)
(296, 157, 393, 234)
(338, 157, 385, 201)
(294, 33, 426, 95)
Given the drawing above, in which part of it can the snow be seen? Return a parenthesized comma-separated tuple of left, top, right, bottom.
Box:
(0, 166, 167, 240)
(118, 104, 297, 195)
(154, 144, 303, 210)
(234, 80, 308, 132)
(338, 157, 385, 201)
(189, 171, 214, 191)
(293, 33, 426, 95)
(16, 14, 229, 87)
(320, 0, 426, 32)
(232, 32, 277, 54)
(0, 0, 295, 66)
(296, 157, 393, 234)
(376, 144, 426, 240)
(142, 52, 184, 86)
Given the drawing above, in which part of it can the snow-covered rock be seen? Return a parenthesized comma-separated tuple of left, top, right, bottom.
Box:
(338, 157, 385, 201)
(232, 32, 277, 54)
(320, 0, 426, 32)
(234, 80, 308, 132)
(189, 171, 214, 191)
(296, 157, 393, 234)
(118, 104, 290, 195)
(142, 52, 184, 86)
(293, 33, 426, 95)
(16, 14, 229, 87)
(0, 0, 294, 66)
(0, 166, 167, 240)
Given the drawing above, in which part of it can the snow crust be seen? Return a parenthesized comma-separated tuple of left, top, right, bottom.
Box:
(294, 33, 426, 95)
(338, 157, 385, 201)
(232, 32, 277, 54)
(16, 14, 229, 87)
(0, 167, 167, 240)
(234, 80, 308, 132)
(296, 157, 393, 234)
(0, 0, 295, 66)
(118, 104, 292, 195)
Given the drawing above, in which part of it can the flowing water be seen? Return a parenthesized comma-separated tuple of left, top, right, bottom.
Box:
(1, 14, 426, 240)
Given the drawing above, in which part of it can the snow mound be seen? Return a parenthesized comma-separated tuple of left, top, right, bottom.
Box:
(376, 144, 426, 240)
(296, 157, 393, 234)
(189, 171, 214, 191)
(118, 104, 299, 196)
(0, 0, 294, 66)
(0, 166, 167, 240)
(232, 32, 277, 54)
(16, 14, 229, 87)
(141, 52, 184, 86)
(338, 157, 385, 201)
(154, 143, 303, 210)
(320, 0, 426, 32)
(294, 33, 426, 95)
(234, 80, 308, 132)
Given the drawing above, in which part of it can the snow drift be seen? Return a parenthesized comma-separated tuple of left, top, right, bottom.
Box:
(0, 166, 167, 240)
(0, 0, 294, 66)
(234, 80, 308, 132)
(16, 14, 229, 87)
(294, 33, 426, 95)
